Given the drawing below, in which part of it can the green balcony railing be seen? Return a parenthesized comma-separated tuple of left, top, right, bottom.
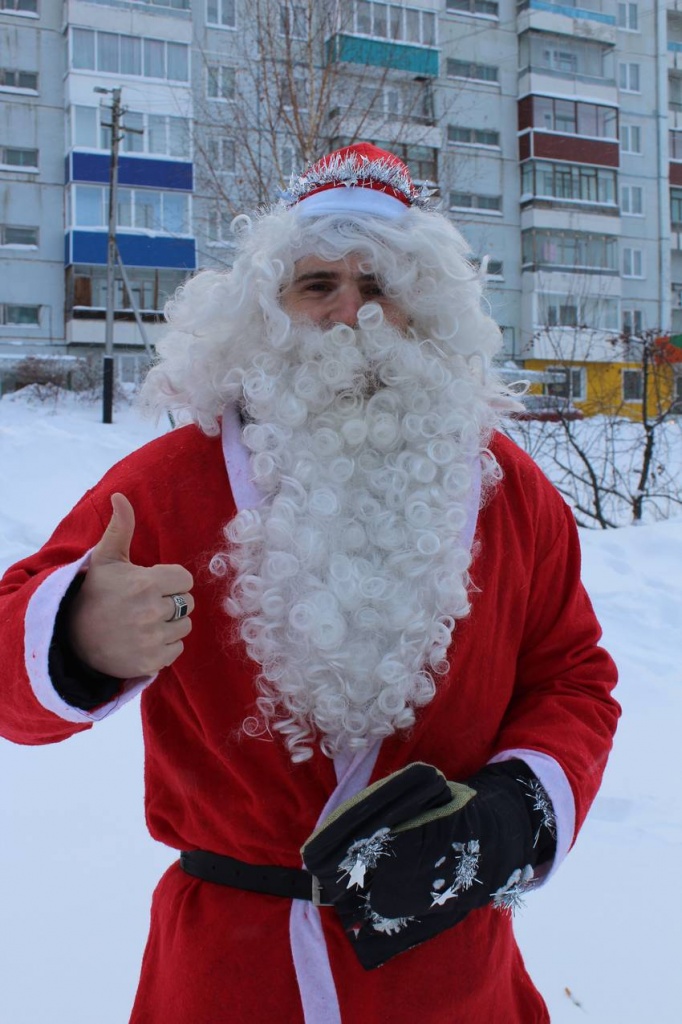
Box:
(326, 34, 439, 77)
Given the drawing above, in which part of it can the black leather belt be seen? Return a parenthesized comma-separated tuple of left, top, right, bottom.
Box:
(180, 850, 333, 906)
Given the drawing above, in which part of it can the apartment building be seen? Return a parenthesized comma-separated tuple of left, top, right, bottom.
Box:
(1, 0, 680, 411)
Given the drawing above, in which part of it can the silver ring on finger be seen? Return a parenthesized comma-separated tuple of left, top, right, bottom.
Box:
(169, 594, 189, 621)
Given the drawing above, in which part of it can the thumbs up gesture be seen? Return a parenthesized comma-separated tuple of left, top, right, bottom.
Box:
(68, 493, 194, 679)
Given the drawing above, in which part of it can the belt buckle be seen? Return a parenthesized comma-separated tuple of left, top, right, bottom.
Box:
(311, 874, 332, 907)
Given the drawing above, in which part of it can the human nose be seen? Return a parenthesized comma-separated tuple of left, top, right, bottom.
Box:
(329, 282, 365, 327)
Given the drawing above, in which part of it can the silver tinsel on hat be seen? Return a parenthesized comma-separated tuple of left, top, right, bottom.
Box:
(281, 151, 434, 209)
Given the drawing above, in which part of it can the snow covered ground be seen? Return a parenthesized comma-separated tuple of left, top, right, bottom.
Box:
(1, 390, 680, 1023)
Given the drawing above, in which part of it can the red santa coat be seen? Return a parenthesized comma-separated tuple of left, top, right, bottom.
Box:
(0, 426, 619, 1023)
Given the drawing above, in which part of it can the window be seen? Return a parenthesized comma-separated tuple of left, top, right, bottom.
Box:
(72, 185, 190, 235)
(207, 0, 236, 27)
(519, 32, 608, 80)
(619, 62, 640, 93)
(532, 97, 617, 139)
(569, 368, 585, 401)
(622, 247, 644, 278)
(670, 131, 682, 161)
(446, 0, 498, 17)
(622, 309, 643, 335)
(73, 106, 190, 159)
(207, 65, 236, 101)
(72, 29, 94, 70)
(620, 124, 642, 154)
(72, 106, 97, 148)
(446, 58, 498, 83)
(0, 0, 37, 10)
(545, 366, 585, 401)
(280, 3, 307, 38)
(350, 2, 436, 46)
(75, 185, 105, 227)
(0, 303, 40, 325)
(167, 43, 189, 82)
(537, 293, 619, 330)
(671, 75, 682, 112)
(0, 225, 38, 246)
(0, 146, 38, 169)
(121, 36, 142, 76)
(0, 69, 38, 90)
(119, 111, 143, 153)
(544, 298, 577, 328)
(447, 125, 499, 148)
(69, 265, 184, 311)
(469, 256, 503, 277)
(617, 2, 638, 30)
(70, 28, 188, 82)
(208, 137, 236, 173)
(541, 47, 577, 74)
(450, 191, 502, 213)
(208, 206, 232, 244)
(621, 184, 643, 215)
(521, 161, 617, 205)
(521, 230, 617, 271)
(354, 80, 431, 121)
(280, 142, 300, 178)
(622, 369, 643, 401)
(671, 188, 682, 228)
(281, 74, 308, 110)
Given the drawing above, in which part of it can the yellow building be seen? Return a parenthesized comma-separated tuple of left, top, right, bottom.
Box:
(522, 336, 682, 421)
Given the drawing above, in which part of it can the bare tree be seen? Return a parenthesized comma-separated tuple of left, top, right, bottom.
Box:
(508, 325, 682, 528)
(192, 0, 440, 260)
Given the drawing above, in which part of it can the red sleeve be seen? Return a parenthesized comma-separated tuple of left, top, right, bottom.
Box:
(0, 490, 109, 744)
(489, 441, 620, 838)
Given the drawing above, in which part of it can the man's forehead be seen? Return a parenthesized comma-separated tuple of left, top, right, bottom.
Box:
(291, 254, 378, 279)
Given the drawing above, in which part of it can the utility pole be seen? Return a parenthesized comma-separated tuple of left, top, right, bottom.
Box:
(96, 86, 123, 424)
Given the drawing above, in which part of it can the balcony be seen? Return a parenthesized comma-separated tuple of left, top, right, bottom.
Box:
(65, 231, 196, 270)
(326, 35, 439, 77)
(517, 0, 616, 44)
(517, 0, 614, 22)
(519, 130, 619, 167)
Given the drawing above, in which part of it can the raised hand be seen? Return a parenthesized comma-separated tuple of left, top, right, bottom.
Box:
(68, 493, 194, 679)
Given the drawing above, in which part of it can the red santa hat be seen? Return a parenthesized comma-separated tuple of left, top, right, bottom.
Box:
(282, 142, 433, 219)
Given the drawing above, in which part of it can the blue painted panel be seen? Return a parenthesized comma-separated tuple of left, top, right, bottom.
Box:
(70, 152, 193, 191)
(526, 0, 615, 25)
(66, 231, 196, 270)
(327, 34, 439, 76)
(119, 156, 193, 191)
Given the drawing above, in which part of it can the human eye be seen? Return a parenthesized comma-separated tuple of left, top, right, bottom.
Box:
(297, 276, 335, 296)
(361, 277, 385, 300)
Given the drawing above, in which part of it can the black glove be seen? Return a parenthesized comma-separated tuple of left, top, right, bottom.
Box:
(302, 759, 556, 969)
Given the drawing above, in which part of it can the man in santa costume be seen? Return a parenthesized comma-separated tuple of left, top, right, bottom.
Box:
(0, 144, 619, 1022)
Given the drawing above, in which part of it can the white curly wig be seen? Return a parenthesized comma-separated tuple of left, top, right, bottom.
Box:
(142, 204, 513, 431)
(142, 204, 521, 762)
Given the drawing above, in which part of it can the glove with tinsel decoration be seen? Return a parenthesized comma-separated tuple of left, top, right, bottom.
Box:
(302, 758, 557, 969)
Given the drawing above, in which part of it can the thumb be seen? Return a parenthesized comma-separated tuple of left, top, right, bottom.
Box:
(91, 492, 136, 565)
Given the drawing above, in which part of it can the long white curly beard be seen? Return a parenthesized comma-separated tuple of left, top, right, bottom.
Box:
(217, 308, 494, 763)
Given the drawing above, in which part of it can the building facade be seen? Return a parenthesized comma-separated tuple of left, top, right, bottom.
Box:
(1, 0, 681, 412)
